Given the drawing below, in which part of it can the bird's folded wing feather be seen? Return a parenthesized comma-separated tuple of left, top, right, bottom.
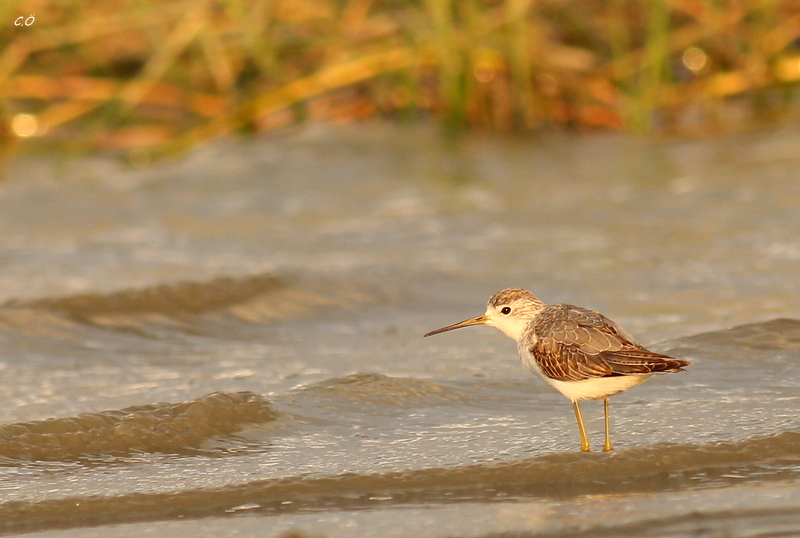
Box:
(528, 304, 687, 382)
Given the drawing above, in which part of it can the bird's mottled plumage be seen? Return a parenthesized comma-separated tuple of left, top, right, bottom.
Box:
(424, 287, 691, 452)
(528, 303, 687, 382)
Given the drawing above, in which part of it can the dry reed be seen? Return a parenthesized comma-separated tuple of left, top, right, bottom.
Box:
(2, 0, 800, 167)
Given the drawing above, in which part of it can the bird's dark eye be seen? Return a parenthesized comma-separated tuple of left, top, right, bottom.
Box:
(501, 307, 511, 315)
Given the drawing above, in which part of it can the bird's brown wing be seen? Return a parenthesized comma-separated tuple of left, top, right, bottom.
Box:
(528, 304, 690, 382)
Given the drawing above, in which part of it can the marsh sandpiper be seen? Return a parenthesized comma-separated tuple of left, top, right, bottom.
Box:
(425, 288, 691, 452)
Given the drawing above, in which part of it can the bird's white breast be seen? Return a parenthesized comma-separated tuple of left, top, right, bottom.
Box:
(544, 374, 651, 401)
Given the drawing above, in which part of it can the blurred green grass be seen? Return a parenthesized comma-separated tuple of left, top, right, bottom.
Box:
(2, 0, 800, 167)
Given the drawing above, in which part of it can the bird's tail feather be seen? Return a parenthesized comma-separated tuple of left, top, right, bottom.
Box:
(599, 349, 691, 375)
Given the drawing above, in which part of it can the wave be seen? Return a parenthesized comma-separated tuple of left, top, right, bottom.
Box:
(287, 373, 476, 408)
(2, 428, 800, 534)
(13, 274, 289, 319)
(0, 273, 372, 334)
(0, 374, 472, 462)
(0, 391, 277, 461)
(664, 318, 800, 360)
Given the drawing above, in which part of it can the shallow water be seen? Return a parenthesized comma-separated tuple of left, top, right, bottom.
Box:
(3, 124, 800, 536)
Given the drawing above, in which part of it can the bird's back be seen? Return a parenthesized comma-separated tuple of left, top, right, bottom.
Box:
(521, 304, 690, 383)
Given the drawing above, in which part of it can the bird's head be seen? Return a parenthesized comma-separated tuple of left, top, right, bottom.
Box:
(424, 288, 545, 341)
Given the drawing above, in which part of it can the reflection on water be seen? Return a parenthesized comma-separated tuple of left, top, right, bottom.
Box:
(3, 124, 800, 536)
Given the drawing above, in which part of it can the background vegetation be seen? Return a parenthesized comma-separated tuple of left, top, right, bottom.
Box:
(2, 0, 800, 168)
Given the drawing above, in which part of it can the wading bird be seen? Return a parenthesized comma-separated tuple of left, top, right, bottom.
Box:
(425, 288, 690, 452)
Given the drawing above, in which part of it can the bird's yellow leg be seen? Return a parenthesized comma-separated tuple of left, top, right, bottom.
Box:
(603, 398, 612, 452)
(572, 400, 590, 452)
